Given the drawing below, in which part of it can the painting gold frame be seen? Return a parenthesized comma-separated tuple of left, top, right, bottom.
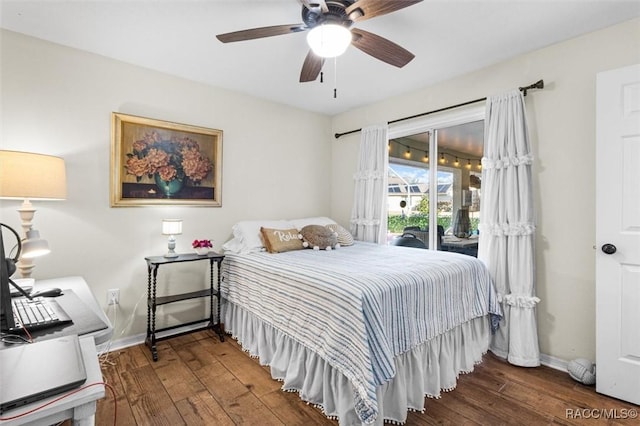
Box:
(110, 113, 222, 207)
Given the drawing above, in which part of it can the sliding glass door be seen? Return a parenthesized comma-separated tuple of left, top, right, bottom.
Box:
(435, 122, 483, 256)
(387, 114, 484, 257)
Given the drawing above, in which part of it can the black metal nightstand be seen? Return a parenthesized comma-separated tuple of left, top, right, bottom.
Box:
(144, 252, 225, 361)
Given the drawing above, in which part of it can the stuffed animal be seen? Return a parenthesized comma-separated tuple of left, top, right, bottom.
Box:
(300, 225, 340, 251)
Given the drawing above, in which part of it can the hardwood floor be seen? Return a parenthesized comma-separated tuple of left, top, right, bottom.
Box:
(96, 331, 638, 425)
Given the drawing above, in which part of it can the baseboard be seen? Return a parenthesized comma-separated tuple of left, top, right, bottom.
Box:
(98, 322, 216, 354)
(97, 333, 145, 353)
(540, 353, 568, 372)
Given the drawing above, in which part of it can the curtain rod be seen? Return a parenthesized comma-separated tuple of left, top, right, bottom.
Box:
(334, 79, 544, 139)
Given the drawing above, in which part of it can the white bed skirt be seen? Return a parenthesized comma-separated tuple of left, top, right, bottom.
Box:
(223, 302, 491, 425)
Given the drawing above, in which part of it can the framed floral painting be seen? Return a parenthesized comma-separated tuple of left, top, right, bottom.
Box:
(110, 113, 222, 207)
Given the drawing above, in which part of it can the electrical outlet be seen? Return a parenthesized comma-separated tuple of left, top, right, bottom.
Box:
(107, 288, 120, 305)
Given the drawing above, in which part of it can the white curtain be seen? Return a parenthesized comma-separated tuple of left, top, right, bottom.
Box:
(478, 90, 540, 367)
(350, 125, 389, 243)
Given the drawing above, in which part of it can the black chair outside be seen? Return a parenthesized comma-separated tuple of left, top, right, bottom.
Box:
(402, 226, 444, 250)
(391, 233, 427, 249)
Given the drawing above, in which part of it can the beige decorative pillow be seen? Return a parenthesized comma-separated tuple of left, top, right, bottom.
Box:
(326, 223, 354, 246)
(260, 227, 304, 253)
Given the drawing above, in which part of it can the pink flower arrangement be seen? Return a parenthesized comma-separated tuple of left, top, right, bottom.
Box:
(125, 131, 212, 184)
(192, 239, 213, 249)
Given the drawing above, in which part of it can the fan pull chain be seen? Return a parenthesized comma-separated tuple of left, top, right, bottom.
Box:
(320, 72, 324, 83)
(333, 57, 338, 99)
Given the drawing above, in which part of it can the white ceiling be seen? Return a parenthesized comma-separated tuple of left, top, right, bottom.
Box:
(1, 0, 639, 116)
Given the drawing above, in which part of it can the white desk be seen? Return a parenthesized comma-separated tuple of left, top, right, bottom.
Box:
(0, 336, 104, 426)
(0, 276, 113, 425)
(31, 276, 113, 346)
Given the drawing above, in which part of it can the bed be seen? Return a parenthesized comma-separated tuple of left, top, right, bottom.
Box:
(220, 218, 501, 425)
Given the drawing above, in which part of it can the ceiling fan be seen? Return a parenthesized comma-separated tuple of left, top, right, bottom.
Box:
(216, 0, 423, 83)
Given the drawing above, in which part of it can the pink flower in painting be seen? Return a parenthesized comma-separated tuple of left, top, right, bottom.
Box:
(157, 165, 177, 181)
(132, 140, 148, 153)
(145, 148, 169, 174)
(124, 133, 212, 185)
(181, 148, 212, 183)
(178, 136, 199, 150)
(125, 156, 150, 177)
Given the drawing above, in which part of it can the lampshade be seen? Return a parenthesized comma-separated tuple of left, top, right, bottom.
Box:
(21, 229, 51, 259)
(306, 24, 352, 58)
(162, 219, 182, 235)
(0, 150, 67, 200)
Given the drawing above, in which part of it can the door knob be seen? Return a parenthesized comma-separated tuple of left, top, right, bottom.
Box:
(601, 243, 617, 255)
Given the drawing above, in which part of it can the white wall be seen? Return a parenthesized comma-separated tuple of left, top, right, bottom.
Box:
(330, 18, 640, 362)
(0, 30, 331, 342)
(3, 17, 639, 360)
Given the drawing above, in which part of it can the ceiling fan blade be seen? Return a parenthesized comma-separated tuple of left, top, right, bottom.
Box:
(216, 24, 307, 43)
(351, 28, 414, 68)
(346, 0, 423, 22)
(300, 50, 325, 82)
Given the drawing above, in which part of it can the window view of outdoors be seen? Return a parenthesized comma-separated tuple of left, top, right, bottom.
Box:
(388, 164, 460, 232)
(387, 121, 483, 257)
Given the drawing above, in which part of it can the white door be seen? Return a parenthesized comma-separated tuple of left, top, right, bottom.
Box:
(596, 63, 640, 404)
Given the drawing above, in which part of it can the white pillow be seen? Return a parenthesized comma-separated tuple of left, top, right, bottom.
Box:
(221, 237, 244, 254)
(289, 216, 337, 230)
(223, 220, 294, 254)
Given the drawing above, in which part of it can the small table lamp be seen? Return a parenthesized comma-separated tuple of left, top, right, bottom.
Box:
(162, 219, 182, 258)
(0, 150, 66, 278)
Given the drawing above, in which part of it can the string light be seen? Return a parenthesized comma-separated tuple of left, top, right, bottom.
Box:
(387, 140, 482, 170)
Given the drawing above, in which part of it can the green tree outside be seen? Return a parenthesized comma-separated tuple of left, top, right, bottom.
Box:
(388, 195, 479, 234)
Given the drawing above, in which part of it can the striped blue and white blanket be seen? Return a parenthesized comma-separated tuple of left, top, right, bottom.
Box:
(221, 242, 501, 424)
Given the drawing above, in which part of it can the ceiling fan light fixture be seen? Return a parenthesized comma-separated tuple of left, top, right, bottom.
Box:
(306, 24, 352, 58)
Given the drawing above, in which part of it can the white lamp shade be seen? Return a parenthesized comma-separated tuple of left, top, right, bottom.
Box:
(162, 219, 183, 235)
(306, 24, 352, 58)
(0, 150, 67, 200)
(21, 229, 51, 259)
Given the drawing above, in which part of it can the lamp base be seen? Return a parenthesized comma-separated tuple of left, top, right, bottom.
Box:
(17, 199, 36, 278)
(17, 258, 35, 278)
(164, 235, 179, 258)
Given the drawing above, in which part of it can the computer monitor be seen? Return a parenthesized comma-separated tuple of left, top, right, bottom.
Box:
(0, 223, 17, 332)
